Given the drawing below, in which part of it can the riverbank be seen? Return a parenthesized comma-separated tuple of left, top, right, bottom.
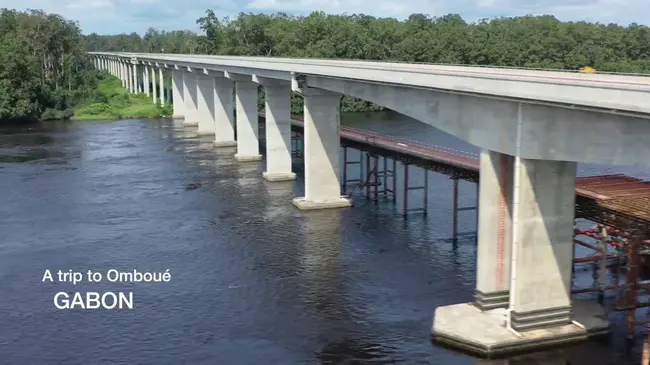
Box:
(72, 74, 171, 120)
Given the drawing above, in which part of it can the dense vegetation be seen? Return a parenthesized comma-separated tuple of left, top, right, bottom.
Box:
(73, 73, 171, 120)
(85, 11, 650, 72)
(83, 11, 650, 113)
(3, 9, 650, 122)
(0, 9, 98, 122)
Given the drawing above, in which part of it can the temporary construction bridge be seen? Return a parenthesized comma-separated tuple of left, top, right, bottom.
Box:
(259, 112, 650, 342)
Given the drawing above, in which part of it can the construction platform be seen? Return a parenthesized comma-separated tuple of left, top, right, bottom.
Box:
(432, 300, 609, 358)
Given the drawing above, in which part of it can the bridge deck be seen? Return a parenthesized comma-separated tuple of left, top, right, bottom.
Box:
(259, 112, 650, 226)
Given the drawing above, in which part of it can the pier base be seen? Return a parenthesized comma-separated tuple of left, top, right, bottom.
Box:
(432, 300, 609, 358)
(292, 197, 352, 210)
(263, 172, 296, 181)
(182, 120, 198, 127)
(234, 154, 262, 162)
(214, 141, 237, 147)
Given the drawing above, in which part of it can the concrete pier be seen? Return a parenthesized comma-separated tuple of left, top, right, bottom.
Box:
(475, 150, 513, 310)
(292, 86, 351, 209)
(196, 74, 216, 136)
(152, 66, 158, 104)
(432, 154, 608, 356)
(144, 66, 150, 96)
(233, 80, 262, 161)
(131, 63, 138, 94)
(257, 77, 295, 181)
(182, 71, 199, 127)
(171, 71, 184, 119)
(509, 157, 577, 331)
(213, 77, 237, 147)
(159, 68, 165, 106)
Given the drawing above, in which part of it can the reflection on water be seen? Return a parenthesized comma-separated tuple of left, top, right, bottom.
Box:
(0, 115, 645, 364)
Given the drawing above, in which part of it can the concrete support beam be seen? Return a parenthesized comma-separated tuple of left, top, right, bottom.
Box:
(213, 77, 236, 147)
(152, 67, 158, 104)
(120, 62, 125, 87)
(432, 152, 607, 357)
(159, 68, 165, 106)
(144, 66, 150, 96)
(256, 77, 295, 181)
(234, 81, 262, 161)
(508, 157, 577, 332)
(182, 71, 199, 127)
(292, 86, 351, 209)
(131, 64, 138, 94)
(475, 149, 514, 311)
(197, 74, 216, 135)
(171, 70, 184, 119)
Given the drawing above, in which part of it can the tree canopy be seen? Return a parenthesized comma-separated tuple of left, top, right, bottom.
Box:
(84, 11, 650, 73)
(0, 8, 98, 122)
(3, 9, 650, 122)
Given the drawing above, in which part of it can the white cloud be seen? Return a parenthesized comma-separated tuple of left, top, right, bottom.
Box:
(0, 0, 647, 34)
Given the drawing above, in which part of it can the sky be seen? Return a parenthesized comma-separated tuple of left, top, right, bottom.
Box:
(0, 0, 647, 35)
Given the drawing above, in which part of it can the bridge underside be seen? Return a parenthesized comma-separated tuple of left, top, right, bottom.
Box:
(305, 76, 650, 168)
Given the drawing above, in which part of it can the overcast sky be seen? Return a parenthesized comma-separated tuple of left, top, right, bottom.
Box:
(0, 0, 646, 35)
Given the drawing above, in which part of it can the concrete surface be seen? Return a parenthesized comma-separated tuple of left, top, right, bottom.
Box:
(182, 71, 199, 127)
(292, 197, 353, 210)
(196, 74, 216, 135)
(213, 77, 236, 147)
(261, 81, 294, 180)
(432, 300, 609, 358)
(509, 158, 577, 331)
(234, 154, 262, 162)
(475, 150, 514, 310)
(262, 172, 297, 181)
(234, 81, 261, 160)
(158, 68, 165, 106)
(171, 71, 184, 118)
(295, 85, 348, 208)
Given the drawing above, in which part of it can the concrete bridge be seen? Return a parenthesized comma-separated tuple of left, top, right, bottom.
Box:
(89, 52, 650, 357)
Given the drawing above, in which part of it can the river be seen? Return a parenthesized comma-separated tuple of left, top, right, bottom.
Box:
(0, 112, 646, 364)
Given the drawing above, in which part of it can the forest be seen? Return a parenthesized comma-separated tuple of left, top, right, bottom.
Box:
(3, 8, 650, 123)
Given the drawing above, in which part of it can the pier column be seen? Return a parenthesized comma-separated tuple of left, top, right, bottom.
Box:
(182, 70, 199, 127)
(475, 150, 514, 310)
(196, 74, 216, 135)
(144, 66, 150, 96)
(231, 75, 261, 161)
(131, 63, 138, 94)
(508, 157, 577, 331)
(120, 62, 125, 87)
(171, 70, 184, 119)
(159, 68, 165, 106)
(152, 67, 158, 104)
(292, 85, 351, 210)
(213, 77, 236, 147)
(255, 77, 295, 181)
